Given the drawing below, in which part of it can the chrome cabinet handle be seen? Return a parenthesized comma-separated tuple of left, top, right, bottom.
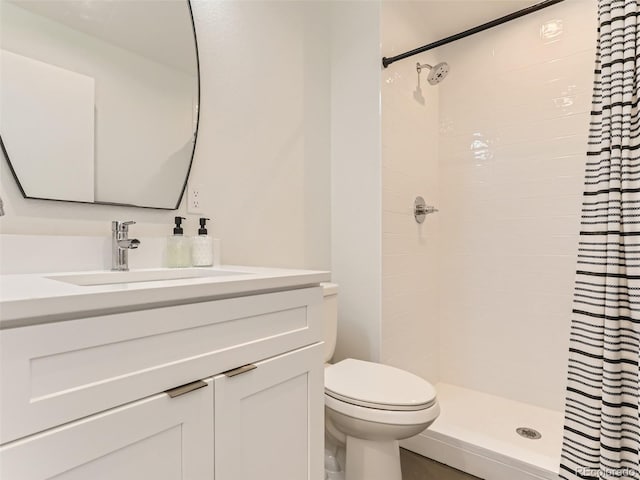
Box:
(223, 364, 257, 377)
(165, 379, 208, 398)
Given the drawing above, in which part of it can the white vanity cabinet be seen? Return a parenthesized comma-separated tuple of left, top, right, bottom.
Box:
(0, 285, 325, 480)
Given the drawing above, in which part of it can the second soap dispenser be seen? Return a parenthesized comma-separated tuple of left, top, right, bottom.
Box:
(192, 217, 213, 267)
(167, 216, 191, 267)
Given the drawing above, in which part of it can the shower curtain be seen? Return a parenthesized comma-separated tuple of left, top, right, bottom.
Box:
(559, 1, 640, 479)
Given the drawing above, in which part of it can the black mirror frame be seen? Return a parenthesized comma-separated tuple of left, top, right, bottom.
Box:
(0, 0, 201, 211)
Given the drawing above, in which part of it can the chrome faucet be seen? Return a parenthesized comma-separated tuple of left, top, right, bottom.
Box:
(112, 221, 140, 271)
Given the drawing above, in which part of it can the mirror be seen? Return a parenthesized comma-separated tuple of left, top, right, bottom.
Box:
(0, 0, 199, 210)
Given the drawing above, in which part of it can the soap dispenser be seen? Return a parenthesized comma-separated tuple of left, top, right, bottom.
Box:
(192, 217, 214, 267)
(167, 216, 191, 267)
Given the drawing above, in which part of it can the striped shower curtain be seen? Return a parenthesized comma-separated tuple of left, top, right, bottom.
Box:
(559, 1, 640, 479)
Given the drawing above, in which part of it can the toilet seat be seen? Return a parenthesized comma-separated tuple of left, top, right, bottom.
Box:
(325, 359, 437, 411)
(325, 393, 440, 426)
(326, 391, 436, 411)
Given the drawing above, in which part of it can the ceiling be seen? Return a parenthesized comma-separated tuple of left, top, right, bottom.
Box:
(11, 0, 558, 72)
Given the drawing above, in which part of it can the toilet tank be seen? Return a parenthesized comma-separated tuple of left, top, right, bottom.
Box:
(321, 282, 338, 363)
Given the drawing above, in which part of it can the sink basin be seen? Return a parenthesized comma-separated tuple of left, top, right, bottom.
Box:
(47, 268, 247, 286)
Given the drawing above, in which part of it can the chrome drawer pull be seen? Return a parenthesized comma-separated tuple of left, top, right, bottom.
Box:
(165, 379, 208, 398)
(223, 364, 257, 377)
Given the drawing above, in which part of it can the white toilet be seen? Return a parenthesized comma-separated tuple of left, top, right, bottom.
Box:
(322, 283, 440, 480)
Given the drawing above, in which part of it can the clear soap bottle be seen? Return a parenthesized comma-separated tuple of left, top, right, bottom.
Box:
(192, 217, 213, 267)
(167, 216, 191, 267)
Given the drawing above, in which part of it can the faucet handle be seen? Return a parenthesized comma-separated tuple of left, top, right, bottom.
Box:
(112, 220, 136, 231)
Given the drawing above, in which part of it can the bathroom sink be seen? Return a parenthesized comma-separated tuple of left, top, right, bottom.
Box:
(47, 268, 247, 286)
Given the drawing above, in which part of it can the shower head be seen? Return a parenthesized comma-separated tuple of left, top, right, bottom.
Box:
(416, 61, 449, 85)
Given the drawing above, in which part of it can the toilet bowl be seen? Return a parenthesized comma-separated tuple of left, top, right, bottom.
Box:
(321, 283, 439, 480)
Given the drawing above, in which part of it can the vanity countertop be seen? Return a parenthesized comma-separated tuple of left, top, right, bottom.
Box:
(0, 265, 330, 329)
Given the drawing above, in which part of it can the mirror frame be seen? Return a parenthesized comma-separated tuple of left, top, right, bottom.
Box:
(0, 0, 201, 211)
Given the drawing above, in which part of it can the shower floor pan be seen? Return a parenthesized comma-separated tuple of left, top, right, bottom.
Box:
(401, 383, 563, 480)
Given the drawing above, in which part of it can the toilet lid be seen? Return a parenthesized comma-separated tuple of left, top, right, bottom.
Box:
(325, 359, 437, 411)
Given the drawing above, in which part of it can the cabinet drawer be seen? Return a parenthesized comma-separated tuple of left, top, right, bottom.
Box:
(0, 286, 322, 444)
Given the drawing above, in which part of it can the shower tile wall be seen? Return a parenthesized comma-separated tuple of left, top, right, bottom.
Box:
(381, 2, 441, 383)
(437, 0, 597, 411)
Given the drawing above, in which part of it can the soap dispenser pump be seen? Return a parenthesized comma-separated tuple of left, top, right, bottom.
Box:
(192, 217, 214, 267)
(167, 216, 191, 267)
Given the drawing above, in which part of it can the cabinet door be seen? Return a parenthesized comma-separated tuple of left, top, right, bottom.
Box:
(214, 343, 324, 480)
(0, 379, 214, 480)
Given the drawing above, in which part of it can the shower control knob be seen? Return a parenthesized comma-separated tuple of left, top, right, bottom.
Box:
(422, 205, 439, 214)
(414, 196, 438, 224)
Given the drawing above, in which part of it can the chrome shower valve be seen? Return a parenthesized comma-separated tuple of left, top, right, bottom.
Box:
(414, 196, 438, 224)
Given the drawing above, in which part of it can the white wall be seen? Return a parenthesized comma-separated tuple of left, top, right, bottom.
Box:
(437, 0, 597, 411)
(380, 2, 441, 383)
(330, 1, 382, 362)
(0, 1, 332, 271)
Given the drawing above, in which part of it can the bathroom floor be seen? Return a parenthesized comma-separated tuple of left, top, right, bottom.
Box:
(400, 449, 482, 480)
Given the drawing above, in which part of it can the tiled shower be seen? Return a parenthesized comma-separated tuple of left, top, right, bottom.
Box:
(379, 1, 598, 477)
